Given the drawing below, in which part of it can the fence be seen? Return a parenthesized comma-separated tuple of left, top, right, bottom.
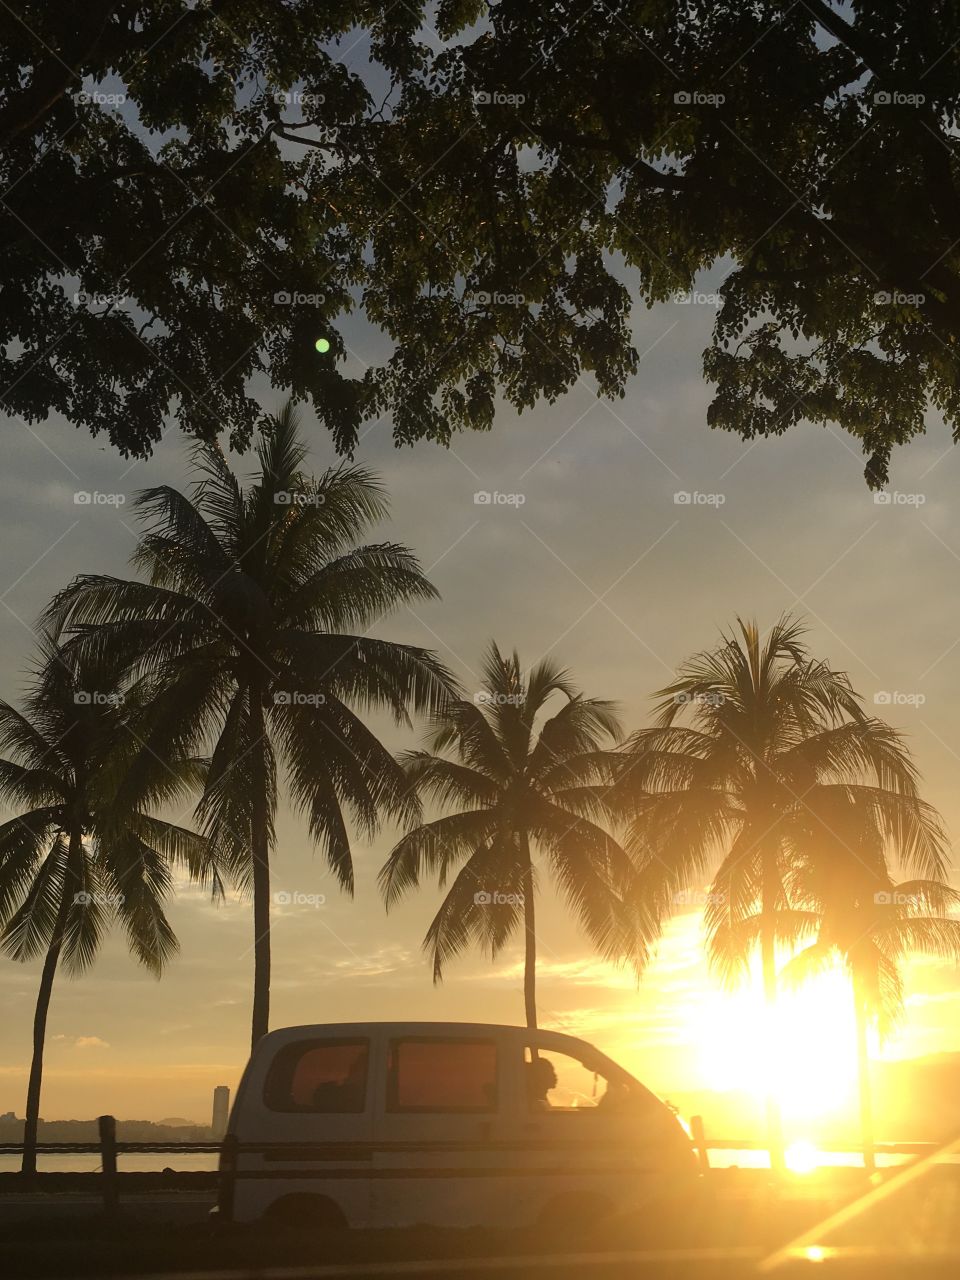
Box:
(0, 1114, 942, 1217)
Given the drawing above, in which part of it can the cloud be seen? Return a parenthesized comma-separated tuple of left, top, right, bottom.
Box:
(74, 1036, 109, 1050)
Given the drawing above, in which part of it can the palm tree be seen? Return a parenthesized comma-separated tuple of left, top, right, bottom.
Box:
(0, 642, 216, 1176)
(769, 783, 960, 1171)
(380, 644, 645, 1029)
(45, 401, 455, 1048)
(617, 615, 945, 1170)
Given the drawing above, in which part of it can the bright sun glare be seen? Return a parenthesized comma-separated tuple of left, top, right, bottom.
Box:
(697, 960, 868, 1126)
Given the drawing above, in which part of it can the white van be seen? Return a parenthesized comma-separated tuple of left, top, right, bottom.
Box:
(217, 1021, 698, 1230)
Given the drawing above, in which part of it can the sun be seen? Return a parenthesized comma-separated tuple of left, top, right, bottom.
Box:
(784, 1139, 819, 1174)
(695, 958, 862, 1124)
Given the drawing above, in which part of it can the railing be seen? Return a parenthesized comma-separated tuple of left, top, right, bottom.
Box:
(0, 1113, 944, 1217)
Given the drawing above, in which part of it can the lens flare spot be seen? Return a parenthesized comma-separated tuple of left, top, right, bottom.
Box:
(785, 1140, 819, 1174)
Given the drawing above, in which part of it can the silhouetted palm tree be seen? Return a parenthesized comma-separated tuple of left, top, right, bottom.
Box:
(618, 616, 944, 1170)
(767, 783, 959, 1170)
(46, 401, 454, 1048)
(380, 644, 643, 1029)
(0, 643, 216, 1175)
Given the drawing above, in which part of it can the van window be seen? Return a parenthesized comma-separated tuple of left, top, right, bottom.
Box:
(264, 1039, 369, 1112)
(524, 1046, 655, 1114)
(387, 1038, 497, 1112)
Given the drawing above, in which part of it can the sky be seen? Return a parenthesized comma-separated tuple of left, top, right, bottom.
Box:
(1, 269, 959, 1138)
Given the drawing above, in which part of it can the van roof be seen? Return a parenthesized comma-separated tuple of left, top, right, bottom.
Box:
(254, 1022, 598, 1055)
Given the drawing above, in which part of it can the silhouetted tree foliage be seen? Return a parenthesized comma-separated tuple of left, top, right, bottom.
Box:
(3, 3, 959, 481)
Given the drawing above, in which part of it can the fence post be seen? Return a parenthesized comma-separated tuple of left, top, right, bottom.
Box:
(690, 1114, 711, 1174)
(98, 1114, 119, 1215)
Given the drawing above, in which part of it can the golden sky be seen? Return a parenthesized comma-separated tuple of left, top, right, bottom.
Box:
(1, 280, 959, 1129)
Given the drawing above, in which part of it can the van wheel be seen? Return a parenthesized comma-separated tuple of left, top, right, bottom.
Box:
(263, 1194, 347, 1230)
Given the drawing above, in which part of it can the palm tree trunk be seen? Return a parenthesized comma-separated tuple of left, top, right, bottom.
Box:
(760, 843, 784, 1173)
(853, 976, 876, 1173)
(521, 837, 537, 1032)
(21, 831, 80, 1177)
(249, 694, 271, 1051)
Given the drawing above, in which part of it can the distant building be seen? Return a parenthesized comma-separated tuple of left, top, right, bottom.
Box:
(211, 1085, 230, 1140)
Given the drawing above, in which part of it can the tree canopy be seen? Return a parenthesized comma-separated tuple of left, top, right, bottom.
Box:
(3, 2, 959, 482)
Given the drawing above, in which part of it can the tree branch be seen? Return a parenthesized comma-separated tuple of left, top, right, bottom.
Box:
(800, 0, 889, 76)
(529, 123, 688, 189)
(0, 4, 119, 150)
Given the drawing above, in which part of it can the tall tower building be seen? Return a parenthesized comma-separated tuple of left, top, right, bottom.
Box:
(211, 1085, 230, 1140)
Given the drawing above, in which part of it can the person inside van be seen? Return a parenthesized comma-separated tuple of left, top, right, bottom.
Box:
(597, 1076, 635, 1111)
(310, 1049, 367, 1112)
(526, 1056, 558, 1109)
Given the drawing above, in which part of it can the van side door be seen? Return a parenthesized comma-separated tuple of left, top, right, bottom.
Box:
(246, 1034, 377, 1226)
(370, 1033, 515, 1229)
